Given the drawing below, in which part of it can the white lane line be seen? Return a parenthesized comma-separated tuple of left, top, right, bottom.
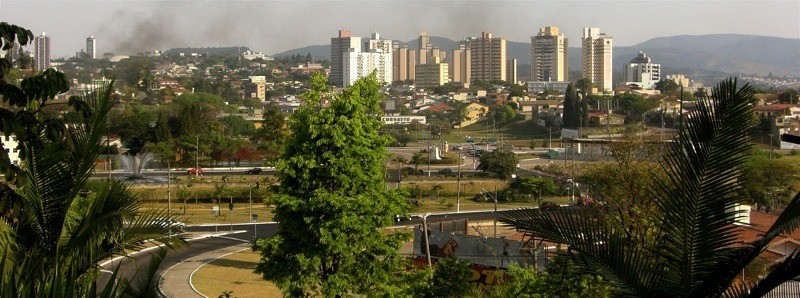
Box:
(98, 230, 247, 268)
(188, 246, 251, 298)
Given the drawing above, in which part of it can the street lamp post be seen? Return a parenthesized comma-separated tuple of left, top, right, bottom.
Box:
(421, 212, 432, 268)
(481, 187, 499, 238)
(167, 161, 171, 237)
(195, 135, 200, 178)
(249, 182, 260, 238)
(457, 149, 461, 212)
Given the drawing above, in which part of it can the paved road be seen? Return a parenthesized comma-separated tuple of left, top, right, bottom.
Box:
(98, 223, 279, 297)
(159, 239, 250, 298)
(99, 210, 507, 297)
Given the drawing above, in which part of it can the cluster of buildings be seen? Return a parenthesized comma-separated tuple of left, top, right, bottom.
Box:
(331, 27, 665, 97)
(331, 30, 517, 89)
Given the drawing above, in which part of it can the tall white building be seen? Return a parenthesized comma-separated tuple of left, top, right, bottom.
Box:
(86, 36, 96, 59)
(531, 26, 568, 82)
(581, 28, 613, 93)
(623, 51, 660, 89)
(34, 32, 51, 71)
(330, 30, 362, 87)
(342, 32, 392, 87)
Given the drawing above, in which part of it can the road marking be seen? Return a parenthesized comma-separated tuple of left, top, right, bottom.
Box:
(188, 246, 251, 298)
(98, 230, 248, 268)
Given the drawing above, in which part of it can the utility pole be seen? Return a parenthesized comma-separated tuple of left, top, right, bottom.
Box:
(768, 133, 774, 159)
(571, 144, 576, 203)
(229, 196, 233, 231)
(548, 127, 552, 149)
(457, 149, 461, 212)
(422, 213, 432, 268)
(494, 185, 498, 238)
(427, 124, 432, 177)
(167, 161, 171, 237)
(195, 135, 200, 178)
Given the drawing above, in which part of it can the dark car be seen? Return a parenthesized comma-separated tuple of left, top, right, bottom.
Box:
(247, 167, 263, 174)
(438, 168, 455, 175)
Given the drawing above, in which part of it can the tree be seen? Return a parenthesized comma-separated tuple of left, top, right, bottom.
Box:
(411, 152, 427, 171)
(478, 149, 518, 180)
(252, 104, 288, 161)
(740, 151, 798, 212)
(563, 83, 579, 128)
(655, 78, 680, 94)
(502, 78, 800, 297)
(390, 130, 416, 147)
(114, 56, 154, 88)
(252, 73, 410, 296)
(492, 257, 612, 297)
(503, 176, 556, 203)
(0, 23, 185, 295)
(576, 78, 593, 99)
(219, 115, 255, 136)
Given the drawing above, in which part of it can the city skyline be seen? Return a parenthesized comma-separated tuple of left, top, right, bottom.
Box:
(1, 0, 798, 58)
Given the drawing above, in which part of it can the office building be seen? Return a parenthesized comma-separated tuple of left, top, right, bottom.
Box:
(531, 26, 568, 82)
(581, 28, 613, 93)
(449, 43, 471, 85)
(415, 56, 449, 90)
(34, 32, 51, 71)
(469, 32, 507, 82)
(623, 51, 660, 89)
(86, 36, 96, 59)
(330, 30, 362, 87)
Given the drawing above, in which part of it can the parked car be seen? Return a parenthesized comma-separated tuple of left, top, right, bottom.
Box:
(452, 145, 462, 150)
(247, 167, 263, 174)
(438, 168, 455, 175)
(154, 218, 186, 233)
(187, 168, 203, 175)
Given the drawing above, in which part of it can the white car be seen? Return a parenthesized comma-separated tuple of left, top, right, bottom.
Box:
(154, 218, 186, 233)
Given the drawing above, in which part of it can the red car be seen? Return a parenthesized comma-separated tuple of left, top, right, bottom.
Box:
(187, 168, 203, 175)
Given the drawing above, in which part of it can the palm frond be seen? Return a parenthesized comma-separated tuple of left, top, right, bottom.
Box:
(501, 207, 667, 297)
(744, 249, 800, 297)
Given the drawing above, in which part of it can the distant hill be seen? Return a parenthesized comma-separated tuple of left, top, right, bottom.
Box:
(165, 47, 252, 57)
(272, 34, 800, 78)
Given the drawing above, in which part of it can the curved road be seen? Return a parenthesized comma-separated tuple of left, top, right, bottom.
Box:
(98, 210, 506, 297)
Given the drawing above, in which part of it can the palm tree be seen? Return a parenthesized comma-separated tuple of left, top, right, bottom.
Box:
(0, 24, 186, 295)
(411, 152, 427, 172)
(501, 79, 800, 297)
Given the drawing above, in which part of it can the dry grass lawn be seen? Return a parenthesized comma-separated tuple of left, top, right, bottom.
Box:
(192, 250, 282, 298)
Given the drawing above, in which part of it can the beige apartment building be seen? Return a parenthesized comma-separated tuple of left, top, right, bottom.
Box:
(531, 26, 568, 82)
(415, 57, 449, 90)
(581, 27, 613, 93)
(392, 45, 417, 82)
(449, 43, 471, 85)
(469, 32, 507, 82)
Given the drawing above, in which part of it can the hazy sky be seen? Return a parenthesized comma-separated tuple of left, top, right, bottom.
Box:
(2, 0, 798, 58)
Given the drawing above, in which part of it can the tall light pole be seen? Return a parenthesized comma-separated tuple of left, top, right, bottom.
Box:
(481, 187, 499, 238)
(456, 149, 461, 212)
(427, 124, 432, 177)
(421, 212, 432, 268)
(167, 161, 172, 237)
(249, 182, 259, 238)
(195, 135, 200, 178)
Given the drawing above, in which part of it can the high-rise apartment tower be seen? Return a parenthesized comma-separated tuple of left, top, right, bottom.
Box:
(531, 26, 568, 82)
(86, 36, 96, 59)
(581, 28, 613, 93)
(469, 32, 506, 82)
(34, 32, 51, 71)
